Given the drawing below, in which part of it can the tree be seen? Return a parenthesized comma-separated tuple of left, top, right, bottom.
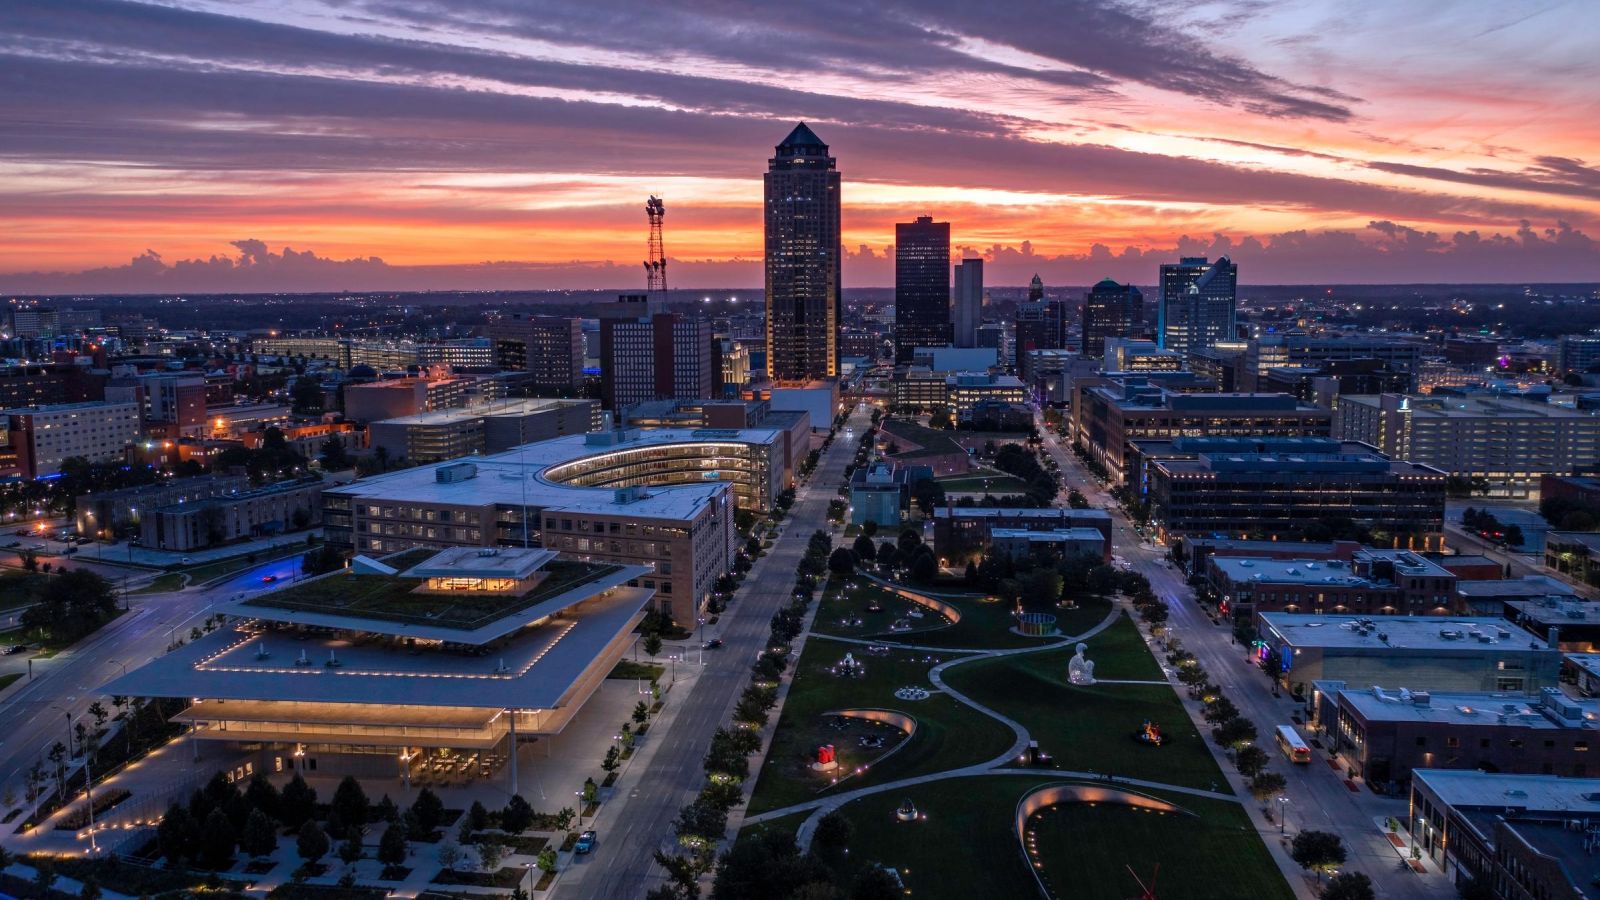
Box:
(814, 810, 852, 861)
(601, 744, 621, 776)
(1290, 830, 1347, 882)
(332, 775, 370, 829)
(436, 842, 462, 873)
(1322, 871, 1375, 900)
(476, 836, 505, 873)
(1249, 772, 1288, 803)
(158, 803, 194, 864)
(32, 859, 54, 895)
(643, 631, 664, 662)
(297, 820, 330, 864)
(654, 850, 700, 896)
(1213, 717, 1257, 749)
(378, 823, 408, 867)
(537, 846, 558, 874)
(828, 547, 856, 574)
(910, 552, 938, 584)
(852, 866, 904, 900)
(241, 808, 278, 858)
(852, 534, 876, 561)
(281, 773, 317, 827)
(87, 701, 108, 733)
(467, 800, 491, 833)
(319, 436, 351, 470)
(339, 835, 364, 865)
(244, 772, 281, 822)
(1235, 745, 1270, 779)
(374, 794, 399, 823)
(1202, 695, 1240, 725)
(633, 700, 650, 725)
(502, 794, 535, 834)
(197, 808, 237, 869)
(410, 787, 445, 834)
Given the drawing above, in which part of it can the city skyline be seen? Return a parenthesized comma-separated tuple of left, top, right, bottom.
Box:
(3, 0, 1600, 293)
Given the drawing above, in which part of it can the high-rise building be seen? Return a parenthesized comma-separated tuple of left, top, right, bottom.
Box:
(1158, 256, 1237, 354)
(953, 258, 983, 348)
(1027, 274, 1045, 302)
(893, 216, 951, 362)
(764, 123, 841, 382)
(1014, 300, 1067, 382)
(486, 313, 584, 395)
(599, 295, 718, 412)
(1081, 278, 1144, 357)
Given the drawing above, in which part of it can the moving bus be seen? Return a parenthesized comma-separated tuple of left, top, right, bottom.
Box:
(1275, 725, 1312, 764)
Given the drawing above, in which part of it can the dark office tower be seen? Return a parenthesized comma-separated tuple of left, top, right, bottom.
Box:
(599, 295, 717, 412)
(1082, 278, 1145, 357)
(894, 216, 951, 363)
(1158, 256, 1237, 355)
(486, 313, 584, 395)
(1028, 274, 1045, 302)
(765, 122, 841, 382)
(1014, 299, 1066, 382)
(953, 258, 983, 348)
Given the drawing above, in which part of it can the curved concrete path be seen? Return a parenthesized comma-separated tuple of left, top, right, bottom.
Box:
(744, 602, 1241, 849)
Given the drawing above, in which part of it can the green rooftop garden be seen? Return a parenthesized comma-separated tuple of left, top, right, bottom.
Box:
(241, 554, 621, 630)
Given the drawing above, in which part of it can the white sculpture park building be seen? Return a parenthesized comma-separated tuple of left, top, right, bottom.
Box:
(106, 547, 651, 782)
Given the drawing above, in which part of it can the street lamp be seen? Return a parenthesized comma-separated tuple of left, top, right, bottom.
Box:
(1277, 795, 1290, 835)
(574, 790, 584, 828)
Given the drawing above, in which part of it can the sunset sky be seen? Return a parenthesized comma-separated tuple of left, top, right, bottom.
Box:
(3, 0, 1599, 292)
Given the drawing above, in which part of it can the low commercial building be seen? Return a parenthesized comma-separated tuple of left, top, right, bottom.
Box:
(139, 477, 330, 551)
(892, 367, 949, 410)
(1457, 574, 1583, 617)
(911, 347, 997, 373)
(1176, 536, 1362, 579)
(1256, 613, 1561, 696)
(75, 474, 250, 538)
(1545, 531, 1600, 588)
(105, 547, 652, 782)
(1316, 686, 1600, 788)
(931, 507, 1113, 563)
(321, 427, 785, 623)
(1244, 334, 1422, 392)
(1127, 435, 1373, 505)
(989, 527, 1106, 563)
(1502, 594, 1600, 652)
(344, 377, 470, 422)
(947, 372, 1026, 424)
(1072, 380, 1332, 483)
(1337, 393, 1600, 497)
(1102, 338, 1182, 373)
(1147, 449, 1447, 547)
(367, 399, 600, 464)
(1409, 769, 1600, 893)
(1206, 550, 1457, 619)
(1564, 653, 1600, 697)
(849, 462, 911, 528)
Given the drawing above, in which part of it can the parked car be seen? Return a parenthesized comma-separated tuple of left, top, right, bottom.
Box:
(62, 546, 78, 555)
(702, 638, 724, 650)
(574, 830, 597, 854)
(4, 644, 29, 655)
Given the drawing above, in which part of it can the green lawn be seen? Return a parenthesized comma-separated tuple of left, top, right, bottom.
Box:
(932, 472, 1029, 494)
(746, 637, 1014, 815)
(879, 419, 965, 459)
(943, 616, 1229, 791)
(816, 580, 1112, 651)
(0, 672, 22, 692)
(1028, 791, 1291, 900)
(829, 776, 1287, 900)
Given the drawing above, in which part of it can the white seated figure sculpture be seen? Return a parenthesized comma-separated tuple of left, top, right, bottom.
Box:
(1068, 642, 1096, 685)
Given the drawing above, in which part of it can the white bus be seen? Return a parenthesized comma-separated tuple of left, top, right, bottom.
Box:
(1275, 725, 1311, 764)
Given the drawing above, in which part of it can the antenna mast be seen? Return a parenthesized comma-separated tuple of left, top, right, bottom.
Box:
(644, 195, 668, 307)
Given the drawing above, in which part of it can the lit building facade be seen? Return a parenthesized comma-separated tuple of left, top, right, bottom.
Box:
(765, 123, 841, 382)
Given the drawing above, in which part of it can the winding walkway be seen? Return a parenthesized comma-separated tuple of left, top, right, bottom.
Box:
(747, 601, 1240, 848)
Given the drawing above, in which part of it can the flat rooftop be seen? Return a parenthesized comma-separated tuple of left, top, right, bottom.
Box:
(107, 583, 652, 710)
(1260, 613, 1551, 652)
(1413, 768, 1600, 812)
(1339, 687, 1599, 728)
(372, 398, 588, 426)
(325, 426, 789, 519)
(990, 527, 1107, 543)
(231, 548, 642, 644)
(1565, 653, 1600, 680)
(1458, 576, 1578, 599)
(1155, 453, 1434, 476)
(1505, 601, 1600, 627)
(932, 507, 1113, 522)
(1216, 553, 1451, 586)
(1345, 394, 1600, 419)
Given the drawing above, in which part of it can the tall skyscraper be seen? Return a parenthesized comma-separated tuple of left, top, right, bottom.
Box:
(894, 216, 951, 363)
(1081, 278, 1145, 357)
(1027, 274, 1045, 302)
(953, 258, 983, 348)
(1158, 256, 1237, 355)
(1014, 299, 1067, 382)
(764, 122, 841, 382)
(599, 294, 718, 412)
